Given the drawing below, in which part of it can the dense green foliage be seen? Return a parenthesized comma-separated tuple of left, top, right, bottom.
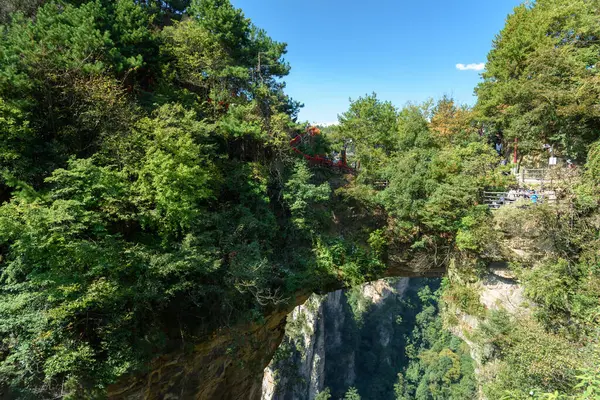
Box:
(0, 1, 341, 398)
(476, 0, 600, 160)
(434, 1, 600, 396)
(1, 0, 599, 398)
(341, 281, 442, 400)
(394, 282, 476, 400)
(344, 387, 362, 400)
(330, 95, 509, 274)
(461, 144, 600, 399)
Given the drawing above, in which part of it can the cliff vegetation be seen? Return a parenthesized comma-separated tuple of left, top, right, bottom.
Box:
(0, 0, 599, 399)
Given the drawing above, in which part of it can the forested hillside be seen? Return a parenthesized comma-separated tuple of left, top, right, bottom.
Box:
(0, 0, 599, 399)
(450, 1, 600, 398)
(0, 1, 330, 398)
(476, 0, 600, 161)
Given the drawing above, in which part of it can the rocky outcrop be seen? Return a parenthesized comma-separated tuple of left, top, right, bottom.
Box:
(478, 268, 529, 315)
(448, 267, 530, 348)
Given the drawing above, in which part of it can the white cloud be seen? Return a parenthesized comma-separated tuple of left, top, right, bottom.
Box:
(456, 63, 485, 71)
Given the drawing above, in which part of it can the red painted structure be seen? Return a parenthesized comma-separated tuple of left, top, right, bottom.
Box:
(289, 127, 356, 173)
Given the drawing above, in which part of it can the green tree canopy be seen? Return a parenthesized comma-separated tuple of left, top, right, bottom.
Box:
(476, 0, 600, 160)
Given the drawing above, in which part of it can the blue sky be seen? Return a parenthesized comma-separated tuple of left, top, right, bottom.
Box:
(231, 0, 523, 124)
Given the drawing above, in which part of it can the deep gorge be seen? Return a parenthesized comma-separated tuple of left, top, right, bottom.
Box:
(0, 1, 599, 399)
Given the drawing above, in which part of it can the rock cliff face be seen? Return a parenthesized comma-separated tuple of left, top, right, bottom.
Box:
(448, 267, 530, 356)
(107, 293, 311, 400)
(261, 278, 410, 400)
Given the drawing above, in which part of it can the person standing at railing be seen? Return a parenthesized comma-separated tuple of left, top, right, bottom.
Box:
(530, 190, 538, 204)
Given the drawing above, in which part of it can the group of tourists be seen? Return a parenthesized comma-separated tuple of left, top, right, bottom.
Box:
(490, 188, 542, 209)
(507, 188, 540, 203)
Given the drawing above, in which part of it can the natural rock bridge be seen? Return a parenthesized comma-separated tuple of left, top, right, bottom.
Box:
(107, 263, 446, 400)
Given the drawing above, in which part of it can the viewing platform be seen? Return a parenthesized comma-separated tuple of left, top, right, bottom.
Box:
(483, 165, 578, 209)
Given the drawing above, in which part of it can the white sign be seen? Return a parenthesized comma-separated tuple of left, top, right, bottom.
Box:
(549, 157, 557, 165)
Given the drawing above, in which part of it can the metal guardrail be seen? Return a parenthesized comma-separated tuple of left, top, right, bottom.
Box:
(483, 191, 508, 209)
(485, 166, 574, 209)
(482, 190, 556, 209)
